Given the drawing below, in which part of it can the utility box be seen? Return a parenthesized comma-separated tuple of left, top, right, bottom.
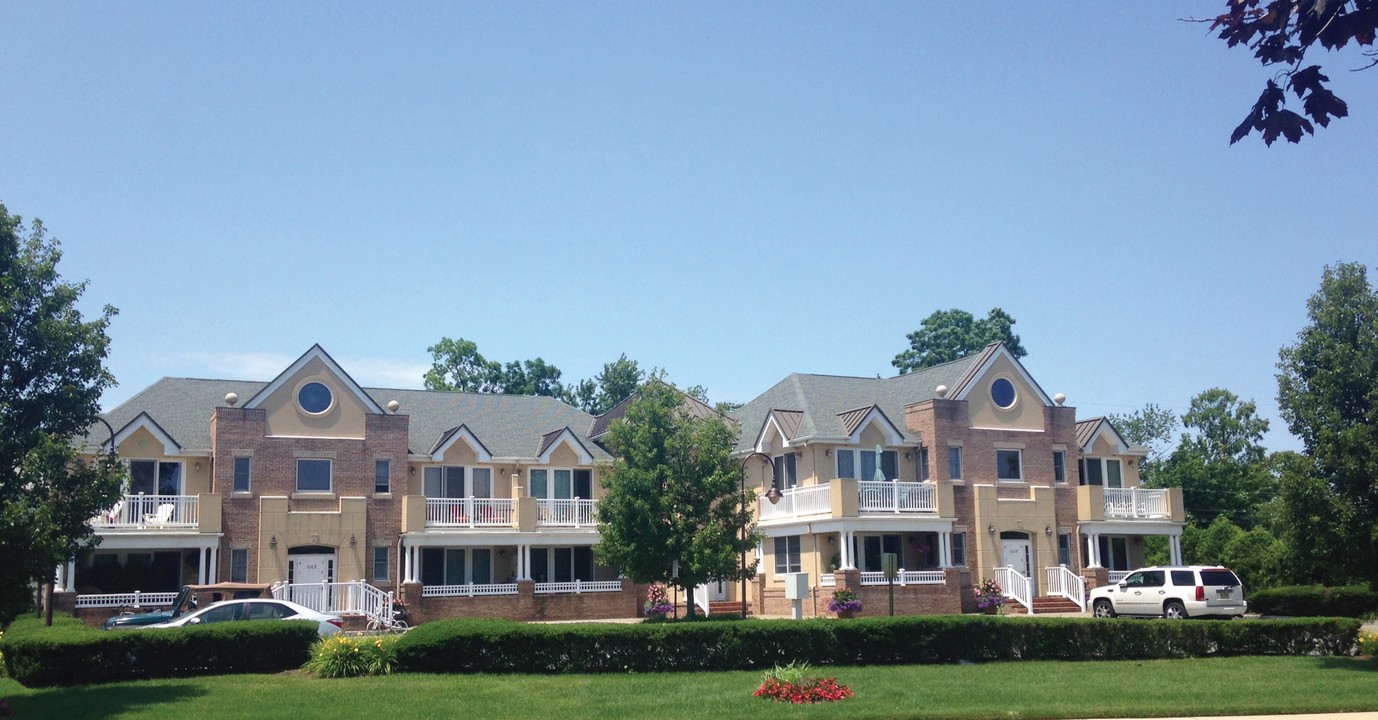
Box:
(783, 572, 810, 600)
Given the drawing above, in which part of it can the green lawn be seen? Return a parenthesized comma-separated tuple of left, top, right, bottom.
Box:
(2, 656, 1375, 720)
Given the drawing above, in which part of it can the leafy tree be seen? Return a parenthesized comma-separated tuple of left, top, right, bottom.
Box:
(1272, 451, 1359, 585)
(892, 308, 1027, 374)
(1276, 261, 1378, 588)
(1157, 388, 1275, 528)
(1205, 1, 1374, 145)
(594, 379, 756, 617)
(1183, 517, 1284, 590)
(591, 354, 644, 415)
(497, 358, 566, 397)
(1108, 403, 1178, 487)
(0, 202, 124, 624)
(423, 337, 503, 393)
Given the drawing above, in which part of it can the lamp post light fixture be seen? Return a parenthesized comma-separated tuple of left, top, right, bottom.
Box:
(740, 452, 783, 618)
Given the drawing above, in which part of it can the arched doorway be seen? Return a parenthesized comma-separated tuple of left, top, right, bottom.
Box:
(287, 545, 336, 612)
(999, 531, 1032, 579)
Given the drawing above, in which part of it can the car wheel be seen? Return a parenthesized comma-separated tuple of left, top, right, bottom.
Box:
(1093, 599, 1116, 618)
(1163, 600, 1187, 619)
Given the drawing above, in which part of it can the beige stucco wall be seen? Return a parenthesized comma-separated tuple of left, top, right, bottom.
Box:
(258, 357, 369, 439)
(971, 484, 1058, 579)
(257, 495, 369, 583)
(115, 426, 212, 494)
(966, 355, 1044, 432)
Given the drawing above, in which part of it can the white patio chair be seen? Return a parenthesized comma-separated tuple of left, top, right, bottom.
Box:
(143, 503, 175, 527)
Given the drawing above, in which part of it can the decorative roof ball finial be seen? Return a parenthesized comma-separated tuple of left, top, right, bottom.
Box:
(935, 385, 948, 398)
(387, 400, 400, 414)
(1054, 393, 1066, 406)
(224, 392, 239, 406)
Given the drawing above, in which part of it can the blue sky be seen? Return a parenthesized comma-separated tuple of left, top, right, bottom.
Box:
(2, 2, 1373, 453)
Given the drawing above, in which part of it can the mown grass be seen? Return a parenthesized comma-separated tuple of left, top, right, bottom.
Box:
(1, 655, 1374, 719)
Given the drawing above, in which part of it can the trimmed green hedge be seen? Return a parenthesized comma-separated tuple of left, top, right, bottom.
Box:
(1248, 585, 1378, 617)
(1, 615, 319, 687)
(393, 615, 1361, 675)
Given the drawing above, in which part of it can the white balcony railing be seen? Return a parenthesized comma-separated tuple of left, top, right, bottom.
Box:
(760, 484, 832, 520)
(858, 481, 937, 514)
(426, 497, 514, 528)
(91, 495, 199, 529)
(535, 580, 624, 594)
(74, 591, 180, 608)
(537, 498, 598, 528)
(422, 583, 520, 598)
(1103, 488, 1171, 519)
(1108, 570, 1132, 584)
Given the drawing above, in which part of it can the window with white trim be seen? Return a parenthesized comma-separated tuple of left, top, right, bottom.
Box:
(996, 449, 1022, 481)
(917, 447, 930, 482)
(773, 453, 798, 489)
(374, 460, 390, 494)
(529, 546, 595, 583)
(232, 457, 251, 493)
(424, 466, 465, 498)
(835, 449, 898, 481)
(1077, 457, 1122, 488)
(1058, 533, 1072, 566)
(372, 547, 390, 582)
(948, 447, 962, 481)
(129, 460, 183, 495)
(295, 459, 331, 492)
(951, 533, 967, 566)
(420, 547, 495, 586)
(773, 536, 801, 574)
(230, 548, 249, 583)
(1053, 451, 1066, 484)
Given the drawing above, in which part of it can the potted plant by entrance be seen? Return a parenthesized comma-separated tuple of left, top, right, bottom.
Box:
(974, 577, 1006, 615)
(827, 589, 863, 618)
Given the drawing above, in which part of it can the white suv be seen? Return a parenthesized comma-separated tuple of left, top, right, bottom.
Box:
(1089, 566, 1247, 619)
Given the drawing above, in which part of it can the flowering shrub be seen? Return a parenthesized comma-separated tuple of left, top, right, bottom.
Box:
(753, 661, 854, 704)
(1359, 629, 1378, 657)
(303, 635, 400, 678)
(827, 590, 863, 615)
(644, 584, 674, 618)
(975, 577, 1006, 610)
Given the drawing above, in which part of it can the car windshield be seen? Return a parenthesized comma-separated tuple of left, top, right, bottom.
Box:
(1199, 569, 1240, 587)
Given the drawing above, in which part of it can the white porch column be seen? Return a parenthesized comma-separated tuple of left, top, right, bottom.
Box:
(1087, 534, 1102, 568)
(521, 544, 532, 580)
(63, 559, 76, 592)
(197, 550, 207, 585)
(1169, 534, 1182, 565)
(211, 546, 220, 583)
(938, 531, 952, 568)
(402, 542, 414, 583)
(840, 531, 856, 569)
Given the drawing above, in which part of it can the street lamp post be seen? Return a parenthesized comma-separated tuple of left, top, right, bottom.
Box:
(740, 452, 783, 617)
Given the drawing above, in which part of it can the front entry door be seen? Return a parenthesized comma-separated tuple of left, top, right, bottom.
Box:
(1001, 539, 1032, 578)
(288, 554, 335, 612)
(708, 580, 729, 602)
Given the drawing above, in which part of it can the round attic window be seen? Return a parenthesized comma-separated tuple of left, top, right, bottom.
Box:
(990, 378, 1017, 409)
(298, 381, 333, 414)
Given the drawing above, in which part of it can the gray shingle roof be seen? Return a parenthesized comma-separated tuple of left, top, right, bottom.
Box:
(729, 353, 984, 452)
(85, 378, 611, 461)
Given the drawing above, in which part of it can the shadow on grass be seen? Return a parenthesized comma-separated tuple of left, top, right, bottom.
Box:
(1316, 656, 1378, 673)
(8, 681, 208, 719)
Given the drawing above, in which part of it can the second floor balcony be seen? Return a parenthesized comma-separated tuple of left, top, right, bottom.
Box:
(91, 494, 220, 532)
(407, 496, 600, 532)
(760, 480, 944, 522)
(1078, 485, 1184, 523)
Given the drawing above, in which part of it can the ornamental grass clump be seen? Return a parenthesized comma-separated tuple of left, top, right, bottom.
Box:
(304, 635, 399, 678)
(826, 590, 863, 615)
(753, 661, 854, 704)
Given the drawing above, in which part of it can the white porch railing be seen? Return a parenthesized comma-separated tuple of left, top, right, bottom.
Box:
(426, 498, 514, 528)
(858, 481, 937, 514)
(1108, 570, 1132, 583)
(860, 570, 945, 585)
(1103, 487, 1170, 519)
(422, 583, 519, 597)
(1044, 565, 1087, 612)
(760, 484, 831, 520)
(535, 580, 623, 594)
(91, 495, 199, 529)
(271, 580, 395, 625)
(993, 566, 1034, 615)
(819, 570, 945, 587)
(75, 591, 180, 608)
(537, 498, 598, 528)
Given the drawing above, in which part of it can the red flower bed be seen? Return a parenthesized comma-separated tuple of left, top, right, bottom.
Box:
(753, 677, 854, 704)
